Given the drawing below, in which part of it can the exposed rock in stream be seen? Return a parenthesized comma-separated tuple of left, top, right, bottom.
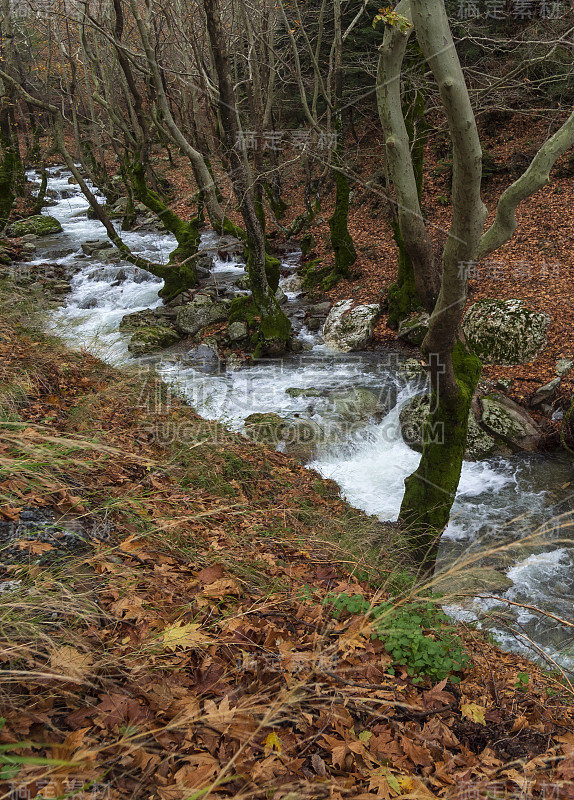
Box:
(7, 215, 63, 237)
(322, 299, 380, 352)
(399, 391, 541, 460)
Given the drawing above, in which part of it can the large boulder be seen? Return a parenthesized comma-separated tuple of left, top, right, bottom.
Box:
(479, 393, 541, 451)
(328, 387, 385, 422)
(175, 294, 230, 336)
(322, 300, 380, 352)
(7, 215, 62, 237)
(81, 240, 111, 256)
(120, 308, 176, 332)
(399, 394, 505, 460)
(244, 412, 324, 463)
(397, 312, 430, 347)
(463, 299, 550, 365)
(127, 326, 181, 356)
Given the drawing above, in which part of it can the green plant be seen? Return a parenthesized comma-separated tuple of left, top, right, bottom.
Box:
(515, 671, 530, 691)
(437, 195, 450, 207)
(323, 593, 470, 683)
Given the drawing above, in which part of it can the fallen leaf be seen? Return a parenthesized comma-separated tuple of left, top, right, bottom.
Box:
(17, 540, 53, 554)
(160, 622, 212, 651)
(461, 702, 486, 725)
(50, 646, 93, 680)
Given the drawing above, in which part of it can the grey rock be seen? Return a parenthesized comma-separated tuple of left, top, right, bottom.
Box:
(397, 312, 430, 347)
(78, 297, 98, 309)
(307, 318, 322, 332)
(20, 233, 38, 242)
(196, 254, 214, 273)
(276, 287, 288, 306)
(463, 299, 550, 365)
(434, 567, 513, 595)
(399, 395, 500, 460)
(282, 274, 303, 293)
(81, 240, 110, 256)
(329, 387, 385, 421)
(120, 309, 175, 332)
(480, 393, 541, 451)
(175, 294, 229, 336)
(530, 377, 561, 407)
(322, 299, 380, 352)
(310, 302, 331, 317)
(556, 358, 574, 377)
(227, 321, 248, 343)
(112, 196, 129, 212)
(99, 247, 121, 263)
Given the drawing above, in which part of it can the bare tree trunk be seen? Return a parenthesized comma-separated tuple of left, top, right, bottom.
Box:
(202, 0, 290, 354)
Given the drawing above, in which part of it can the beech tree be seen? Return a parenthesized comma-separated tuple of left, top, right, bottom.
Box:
(376, 0, 574, 568)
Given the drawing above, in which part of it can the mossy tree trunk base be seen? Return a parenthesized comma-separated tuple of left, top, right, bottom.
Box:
(326, 168, 357, 289)
(399, 341, 482, 570)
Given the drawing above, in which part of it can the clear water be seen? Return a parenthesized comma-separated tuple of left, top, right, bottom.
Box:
(27, 168, 574, 672)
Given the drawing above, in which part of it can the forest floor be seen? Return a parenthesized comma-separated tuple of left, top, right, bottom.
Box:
(1, 277, 574, 799)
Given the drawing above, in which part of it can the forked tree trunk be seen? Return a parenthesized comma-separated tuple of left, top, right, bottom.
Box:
(382, 0, 487, 570)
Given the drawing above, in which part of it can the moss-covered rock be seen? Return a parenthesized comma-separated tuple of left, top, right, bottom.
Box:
(244, 413, 286, 445)
(329, 387, 385, 421)
(7, 215, 63, 238)
(286, 387, 327, 399)
(463, 299, 550, 365)
(120, 308, 177, 332)
(399, 394, 500, 460)
(127, 326, 181, 356)
(175, 294, 230, 336)
(480, 393, 541, 451)
(397, 312, 430, 347)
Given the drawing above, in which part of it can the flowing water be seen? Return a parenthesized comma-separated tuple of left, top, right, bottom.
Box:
(22, 168, 574, 672)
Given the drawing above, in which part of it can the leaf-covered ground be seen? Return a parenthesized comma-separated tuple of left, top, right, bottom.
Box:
(0, 286, 573, 800)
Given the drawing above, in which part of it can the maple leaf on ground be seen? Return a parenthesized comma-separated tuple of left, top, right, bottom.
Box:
(203, 696, 236, 733)
(17, 540, 53, 554)
(160, 622, 212, 651)
(460, 702, 486, 725)
(50, 646, 93, 681)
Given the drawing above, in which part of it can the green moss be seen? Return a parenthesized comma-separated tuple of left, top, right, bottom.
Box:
(265, 254, 280, 292)
(399, 341, 482, 568)
(387, 222, 422, 329)
(7, 215, 63, 237)
(228, 295, 290, 356)
(263, 183, 287, 219)
(127, 325, 181, 356)
(327, 168, 357, 286)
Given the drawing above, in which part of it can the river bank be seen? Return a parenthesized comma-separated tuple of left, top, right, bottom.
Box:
(1, 275, 574, 800)
(1, 166, 573, 672)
